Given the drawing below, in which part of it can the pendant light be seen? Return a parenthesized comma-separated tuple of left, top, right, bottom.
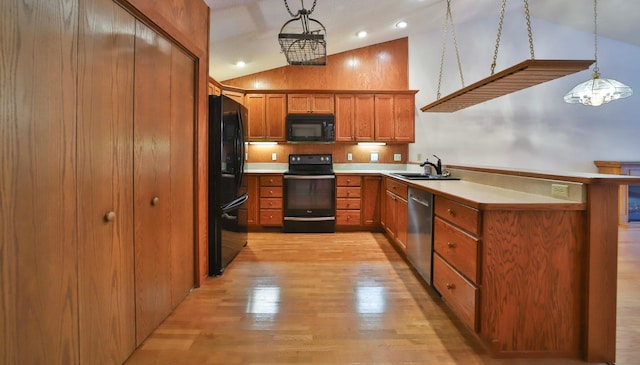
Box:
(278, 0, 327, 66)
(563, 0, 633, 106)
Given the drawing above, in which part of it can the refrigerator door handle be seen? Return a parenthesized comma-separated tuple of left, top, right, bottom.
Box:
(221, 193, 248, 213)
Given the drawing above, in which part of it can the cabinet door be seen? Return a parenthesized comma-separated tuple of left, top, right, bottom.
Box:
(335, 94, 355, 141)
(287, 94, 311, 113)
(311, 94, 334, 113)
(169, 45, 195, 307)
(362, 176, 381, 226)
(394, 94, 415, 142)
(354, 94, 375, 141)
(133, 21, 173, 345)
(396, 197, 408, 251)
(77, 1, 136, 363)
(247, 175, 259, 225)
(222, 90, 245, 105)
(384, 190, 397, 237)
(265, 94, 286, 140)
(374, 94, 394, 141)
(245, 94, 266, 140)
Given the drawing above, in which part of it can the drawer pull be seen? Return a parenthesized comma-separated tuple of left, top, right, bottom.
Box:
(447, 242, 455, 248)
(447, 208, 455, 216)
(269, 202, 273, 206)
(446, 283, 456, 290)
(151, 196, 160, 206)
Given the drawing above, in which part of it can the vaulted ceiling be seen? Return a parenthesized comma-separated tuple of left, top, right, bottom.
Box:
(205, 0, 640, 81)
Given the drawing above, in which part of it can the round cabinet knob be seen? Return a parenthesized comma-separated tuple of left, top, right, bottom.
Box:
(151, 196, 160, 206)
(447, 242, 455, 248)
(447, 208, 455, 216)
(446, 283, 456, 290)
(104, 211, 116, 222)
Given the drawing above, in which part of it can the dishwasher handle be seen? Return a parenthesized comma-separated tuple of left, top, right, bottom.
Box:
(409, 194, 431, 208)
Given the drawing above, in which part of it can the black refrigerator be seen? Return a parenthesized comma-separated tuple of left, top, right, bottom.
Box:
(208, 95, 248, 276)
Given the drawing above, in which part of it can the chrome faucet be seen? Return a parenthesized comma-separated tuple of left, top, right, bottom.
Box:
(419, 155, 443, 175)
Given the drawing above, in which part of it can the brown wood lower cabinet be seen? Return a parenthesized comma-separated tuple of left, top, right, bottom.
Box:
(336, 175, 362, 227)
(433, 195, 584, 359)
(381, 177, 408, 252)
(259, 174, 283, 226)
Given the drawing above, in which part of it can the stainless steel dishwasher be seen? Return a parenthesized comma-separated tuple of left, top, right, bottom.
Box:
(406, 187, 434, 285)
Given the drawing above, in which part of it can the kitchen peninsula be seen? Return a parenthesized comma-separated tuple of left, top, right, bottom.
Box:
(246, 163, 640, 364)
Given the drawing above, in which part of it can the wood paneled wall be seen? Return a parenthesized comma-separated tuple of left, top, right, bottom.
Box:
(247, 144, 408, 164)
(223, 38, 409, 90)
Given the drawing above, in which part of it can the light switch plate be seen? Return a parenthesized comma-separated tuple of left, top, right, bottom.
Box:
(370, 151, 379, 162)
(347, 153, 353, 161)
(271, 153, 277, 161)
(394, 153, 402, 161)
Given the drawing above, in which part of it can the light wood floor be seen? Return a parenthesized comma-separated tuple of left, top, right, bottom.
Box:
(125, 227, 640, 365)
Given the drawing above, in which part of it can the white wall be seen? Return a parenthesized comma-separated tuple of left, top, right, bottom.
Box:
(408, 11, 640, 173)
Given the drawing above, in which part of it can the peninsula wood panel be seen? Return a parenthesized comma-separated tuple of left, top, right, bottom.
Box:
(362, 176, 382, 226)
(1, 0, 79, 363)
(222, 38, 409, 90)
(134, 21, 173, 345)
(480, 210, 583, 357)
(169, 45, 196, 307)
(77, 0, 136, 363)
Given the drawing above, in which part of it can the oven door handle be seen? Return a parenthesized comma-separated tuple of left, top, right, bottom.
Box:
(283, 175, 335, 180)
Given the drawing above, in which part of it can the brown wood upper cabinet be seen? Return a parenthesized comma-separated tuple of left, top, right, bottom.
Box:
(222, 89, 245, 105)
(335, 94, 375, 142)
(287, 93, 334, 114)
(374, 94, 415, 143)
(245, 93, 287, 141)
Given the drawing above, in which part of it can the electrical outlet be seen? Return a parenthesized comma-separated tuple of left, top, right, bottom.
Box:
(551, 184, 569, 198)
(347, 153, 353, 161)
(394, 153, 402, 161)
(417, 153, 422, 161)
(370, 151, 379, 162)
(245, 152, 248, 161)
(271, 153, 277, 161)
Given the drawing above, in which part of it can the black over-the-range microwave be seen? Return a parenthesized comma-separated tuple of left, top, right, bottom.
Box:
(286, 114, 335, 142)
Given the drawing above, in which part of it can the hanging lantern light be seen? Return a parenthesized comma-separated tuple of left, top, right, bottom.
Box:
(278, 0, 327, 66)
(564, 0, 632, 106)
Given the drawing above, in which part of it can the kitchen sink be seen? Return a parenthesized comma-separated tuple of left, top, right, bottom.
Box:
(390, 172, 460, 181)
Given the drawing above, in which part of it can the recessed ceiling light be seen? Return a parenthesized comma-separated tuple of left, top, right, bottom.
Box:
(235, 60, 246, 67)
(356, 30, 367, 38)
(395, 21, 408, 29)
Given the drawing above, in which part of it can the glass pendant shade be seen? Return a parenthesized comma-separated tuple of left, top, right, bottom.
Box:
(564, 73, 633, 106)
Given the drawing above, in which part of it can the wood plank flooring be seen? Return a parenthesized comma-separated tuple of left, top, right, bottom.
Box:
(125, 228, 640, 365)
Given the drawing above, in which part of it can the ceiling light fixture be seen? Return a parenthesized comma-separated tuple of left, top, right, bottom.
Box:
(563, 0, 632, 106)
(235, 60, 246, 67)
(278, 0, 327, 66)
(395, 21, 408, 29)
(356, 30, 367, 38)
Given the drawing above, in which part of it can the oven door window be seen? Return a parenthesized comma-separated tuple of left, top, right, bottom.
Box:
(284, 176, 335, 214)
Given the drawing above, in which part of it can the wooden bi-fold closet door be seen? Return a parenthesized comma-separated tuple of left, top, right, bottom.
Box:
(77, 0, 137, 364)
(133, 20, 196, 345)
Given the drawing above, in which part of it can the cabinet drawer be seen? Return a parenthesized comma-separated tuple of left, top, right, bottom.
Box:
(385, 178, 408, 200)
(337, 186, 361, 198)
(336, 198, 361, 210)
(433, 254, 479, 332)
(260, 210, 282, 225)
(434, 196, 480, 235)
(259, 175, 283, 186)
(434, 217, 480, 283)
(336, 210, 361, 225)
(336, 175, 361, 187)
(260, 198, 282, 209)
(260, 186, 282, 198)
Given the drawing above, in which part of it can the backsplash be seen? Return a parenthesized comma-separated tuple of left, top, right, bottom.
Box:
(246, 143, 408, 164)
